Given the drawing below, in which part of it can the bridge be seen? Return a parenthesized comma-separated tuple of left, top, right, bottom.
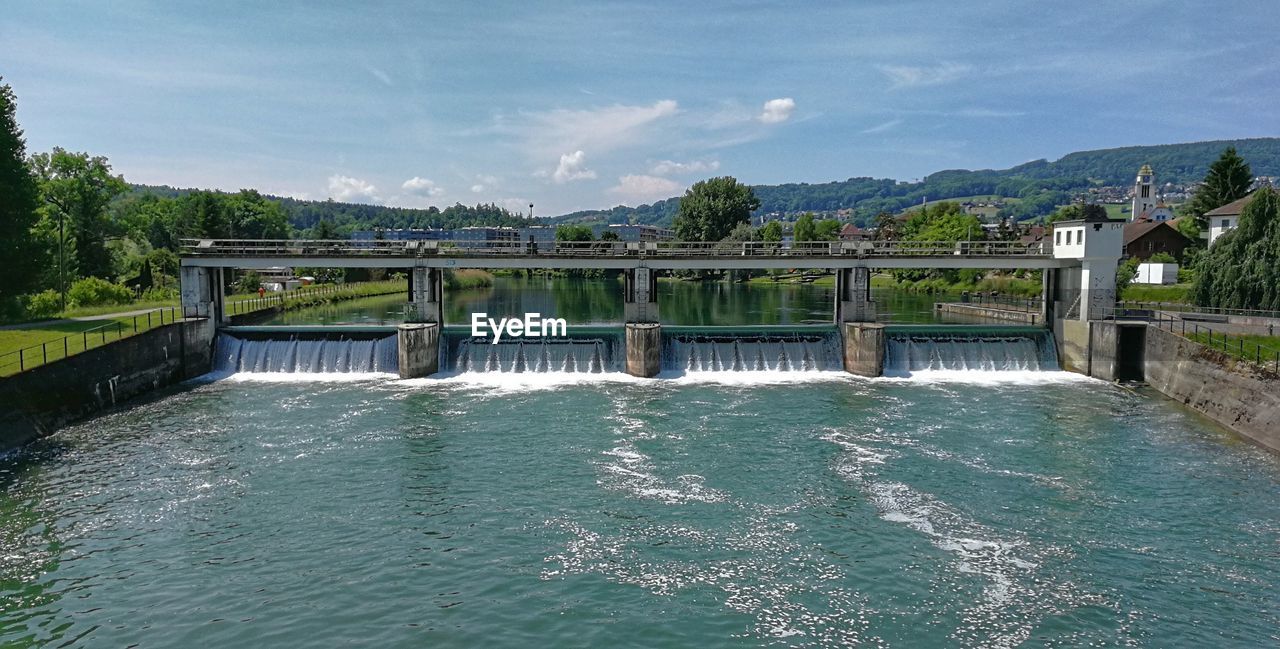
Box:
(178, 217, 1124, 378)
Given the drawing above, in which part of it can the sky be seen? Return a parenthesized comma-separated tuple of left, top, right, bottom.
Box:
(2, 1, 1278, 216)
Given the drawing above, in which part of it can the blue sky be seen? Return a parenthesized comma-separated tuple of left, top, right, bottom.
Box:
(3, 1, 1277, 215)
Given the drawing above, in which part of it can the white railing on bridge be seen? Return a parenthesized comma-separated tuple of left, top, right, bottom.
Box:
(181, 238, 1053, 258)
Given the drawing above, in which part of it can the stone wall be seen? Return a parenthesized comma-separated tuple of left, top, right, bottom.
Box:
(1143, 326, 1280, 452)
(0, 318, 215, 452)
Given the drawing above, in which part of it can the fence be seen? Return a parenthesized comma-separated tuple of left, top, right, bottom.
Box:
(1117, 301, 1280, 321)
(225, 281, 407, 317)
(0, 306, 206, 378)
(959, 293, 1044, 312)
(1100, 307, 1280, 373)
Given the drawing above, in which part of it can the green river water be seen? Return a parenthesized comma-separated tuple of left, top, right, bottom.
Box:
(2, 279, 1278, 647)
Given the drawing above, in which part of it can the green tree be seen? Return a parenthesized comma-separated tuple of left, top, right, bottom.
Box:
(0, 77, 43, 303)
(30, 148, 128, 283)
(815, 219, 841, 241)
(312, 219, 340, 239)
(555, 224, 593, 241)
(759, 220, 782, 243)
(1185, 146, 1253, 229)
(793, 213, 816, 242)
(235, 270, 263, 294)
(673, 176, 760, 242)
(871, 211, 898, 240)
(1191, 186, 1280, 310)
(598, 229, 620, 241)
(230, 189, 290, 239)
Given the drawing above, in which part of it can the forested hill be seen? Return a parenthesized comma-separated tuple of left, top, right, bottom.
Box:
(552, 137, 1280, 226)
(129, 184, 532, 233)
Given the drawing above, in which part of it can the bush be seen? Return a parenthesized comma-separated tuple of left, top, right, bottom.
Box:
(67, 277, 134, 307)
(1148, 252, 1177, 263)
(235, 271, 263, 294)
(141, 287, 179, 302)
(24, 290, 64, 318)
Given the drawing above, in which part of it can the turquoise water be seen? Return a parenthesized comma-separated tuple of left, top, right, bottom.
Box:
(255, 278, 963, 326)
(3, 372, 1279, 647)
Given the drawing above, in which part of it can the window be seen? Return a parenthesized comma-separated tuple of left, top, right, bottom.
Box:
(1221, 218, 1231, 228)
(1146, 241, 1155, 252)
(1141, 186, 1150, 198)
(1055, 231, 1061, 245)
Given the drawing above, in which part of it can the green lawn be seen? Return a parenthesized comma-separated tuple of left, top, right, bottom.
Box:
(1121, 283, 1192, 303)
(0, 315, 169, 376)
(1186, 330, 1280, 368)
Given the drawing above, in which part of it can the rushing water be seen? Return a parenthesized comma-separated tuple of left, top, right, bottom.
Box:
(255, 277, 966, 327)
(2, 370, 1279, 647)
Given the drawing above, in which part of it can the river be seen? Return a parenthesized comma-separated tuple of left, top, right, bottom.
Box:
(2, 278, 1278, 647)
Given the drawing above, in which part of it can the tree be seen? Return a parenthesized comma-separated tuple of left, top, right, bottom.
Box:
(793, 213, 816, 242)
(0, 77, 43, 303)
(815, 219, 841, 241)
(871, 212, 899, 241)
(598, 229, 620, 241)
(1185, 147, 1253, 229)
(759, 220, 782, 243)
(235, 270, 263, 294)
(1191, 186, 1280, 310)
(30, 148, 128, 285)
(230, 189, 289, 239)
(555, 224, 593, 241)
(312, 219, 340, 239)
(673, 176, 760, 242)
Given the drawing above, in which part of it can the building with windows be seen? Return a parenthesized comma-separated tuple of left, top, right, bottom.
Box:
(1122, 220, 1192, 260)
(1204, 193, 1257, 246)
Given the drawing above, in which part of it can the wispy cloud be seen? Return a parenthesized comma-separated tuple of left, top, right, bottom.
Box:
(861, 118, 903, 134)
(650, 159, 720, 176)
(495, 100, 680, 160)
(607, 174, 683, 204)
(878, 62, 973, 88)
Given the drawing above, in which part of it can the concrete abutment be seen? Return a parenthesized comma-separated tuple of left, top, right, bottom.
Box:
(625, 323, 661, 378)
(397, 323, 440, 379)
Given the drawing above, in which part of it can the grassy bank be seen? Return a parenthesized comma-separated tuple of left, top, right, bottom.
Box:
(0, 311, 184, 377)
(1120, 283, 1192, 303)
(1186, 330, 1280, 366)
(445, 269, 495, 290)
(227, 280, 408, 316)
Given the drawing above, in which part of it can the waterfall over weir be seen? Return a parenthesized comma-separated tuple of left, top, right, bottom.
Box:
(441, 327, 623, 373)
(214, 333, 399, 374)
(662, 327, 843, 373)
(884, 326, 1058, 375)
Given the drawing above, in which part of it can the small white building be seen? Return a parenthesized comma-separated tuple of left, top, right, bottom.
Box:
(1134, 263, 1179, 285)
(1204, 193, 1256, 246)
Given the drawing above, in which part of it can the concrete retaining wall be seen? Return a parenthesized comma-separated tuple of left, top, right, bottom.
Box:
(0, 318, 215, 452)
(936, 303, 1040, 324)
(397, 323, 440, 378)
(1055, 318, 1090, 374)
(1143, 326, 1280, 452)
(1088, 321, 1119, 381)
(625, 323, 661, 377)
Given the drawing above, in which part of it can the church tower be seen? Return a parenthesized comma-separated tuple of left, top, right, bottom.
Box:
(1130, 164, 1156, 221)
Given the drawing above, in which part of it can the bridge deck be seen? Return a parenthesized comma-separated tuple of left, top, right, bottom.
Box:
(180, 238, 1068, 270)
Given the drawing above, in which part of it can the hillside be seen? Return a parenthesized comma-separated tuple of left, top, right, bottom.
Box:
(552, 137, 1280, 226)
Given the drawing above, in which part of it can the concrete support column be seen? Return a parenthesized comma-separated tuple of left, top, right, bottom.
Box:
(842, 322, 885, 377)
(180, 265, 225, 323)
(410, 267, 443, 323)
(397, 323, 440, 378)
(835, 267, 876, 323)
(1079, 258, 1117, 322)
(625, 322, 661, 378)
(1040, 268, 1056, 324)
(624, 267, 659, 323)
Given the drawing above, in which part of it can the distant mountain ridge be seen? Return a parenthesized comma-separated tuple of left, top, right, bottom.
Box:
(132, 138, 1280, 232)
(551, 137, 1280, 226)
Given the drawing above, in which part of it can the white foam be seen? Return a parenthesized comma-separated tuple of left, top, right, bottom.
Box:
(218, 371, 397, 383)
(876, 369, 1098, 385)
(657, 369, 853, 385)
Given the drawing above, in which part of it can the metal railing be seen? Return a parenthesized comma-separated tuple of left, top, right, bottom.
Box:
(1099, 307, 1280, 373)
(181, 238, 1054, 259)
(1117, 300, 1280, 321)
(0, 305, 207, 378)
(224, 281, 408, 317)
(958, 293, 1044, 312)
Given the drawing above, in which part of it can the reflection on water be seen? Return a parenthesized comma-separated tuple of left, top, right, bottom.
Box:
(257, 276, 973, 327)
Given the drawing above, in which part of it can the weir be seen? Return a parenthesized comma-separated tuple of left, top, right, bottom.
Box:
(439, 326, 622, 373)
(214, 330, 399, 374)
(662, 326, 843, 373)
(883, 325, 1059, 375)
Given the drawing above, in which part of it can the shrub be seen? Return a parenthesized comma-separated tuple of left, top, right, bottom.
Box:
(67, 277, 134, 307)
(141, 287, 179, 302)
(24, 290, 64, 318)
(235, 271, 263, 294)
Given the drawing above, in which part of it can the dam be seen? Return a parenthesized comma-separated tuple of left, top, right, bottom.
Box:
(4, 223, 1280, 647)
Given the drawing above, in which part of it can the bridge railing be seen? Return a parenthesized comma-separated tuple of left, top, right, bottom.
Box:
(181, 238, 1053, 258)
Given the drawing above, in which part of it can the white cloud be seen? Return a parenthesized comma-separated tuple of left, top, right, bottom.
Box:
(552, 150, 597, 184)
(501, 198, 533, 215)
(401, 176, 444, 197)
(471, 184, 485, 193)
(327, 175, 380, 204)
(607, 174, 683, 204)
(878, 62, 973, 88)
(496, 100, 679, 159)
(861, 118, 903, 134)
(759, 97, 796, 124)
(650, 159, 721, 176)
